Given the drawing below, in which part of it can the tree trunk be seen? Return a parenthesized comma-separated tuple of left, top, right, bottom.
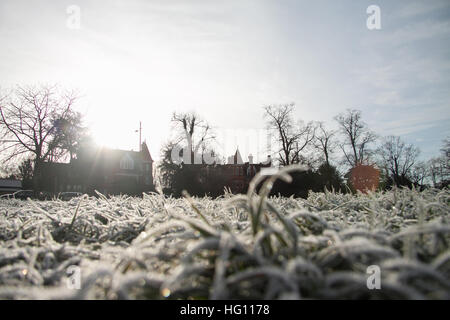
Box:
(32, 158, 43, 194)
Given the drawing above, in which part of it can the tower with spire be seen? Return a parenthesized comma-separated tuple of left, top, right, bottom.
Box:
(227, 148, 243, 164)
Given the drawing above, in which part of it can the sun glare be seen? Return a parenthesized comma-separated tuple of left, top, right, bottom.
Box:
(89, 122, 139, 151)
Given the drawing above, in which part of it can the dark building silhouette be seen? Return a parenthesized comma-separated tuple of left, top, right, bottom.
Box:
(200, 149, 272, 194)
(39, 142, 154, 196)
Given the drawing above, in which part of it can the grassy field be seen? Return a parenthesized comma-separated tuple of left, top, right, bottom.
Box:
(0, 167, 449, 299)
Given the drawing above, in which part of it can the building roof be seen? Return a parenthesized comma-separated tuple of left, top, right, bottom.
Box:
(227, 148, 244, 164)
(0, 179, 22, 188)
(0, 179, 22, 192)
(141, 142, 153, 162)
(234, 149, 243, 164)
(76, 142, 153, 166)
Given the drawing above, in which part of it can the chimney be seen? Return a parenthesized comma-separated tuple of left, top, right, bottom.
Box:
(248, 154, 253, 164)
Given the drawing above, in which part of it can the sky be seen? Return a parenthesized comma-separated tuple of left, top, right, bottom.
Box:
(0, 0, 449, 163)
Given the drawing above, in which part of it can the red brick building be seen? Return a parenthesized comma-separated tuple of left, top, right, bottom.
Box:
(203, 149, 272, 193)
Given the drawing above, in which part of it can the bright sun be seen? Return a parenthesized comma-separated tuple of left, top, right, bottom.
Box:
(89, 121, 140, 151)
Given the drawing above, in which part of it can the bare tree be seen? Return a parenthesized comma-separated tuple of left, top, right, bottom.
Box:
(264, 103, 316, 166)
(171, 111, 215, 164)
(427, 138, 450, 188)
(313, 122, 336, 167)
(334, 109, 377, 167)
(441, 137, 450, 157)
(411, 161, 429, 187)
(440, 136, 450, 173)
(0, 84, 79, 190)
(376, 135, 420, 186)
(428, 157, 446, 187)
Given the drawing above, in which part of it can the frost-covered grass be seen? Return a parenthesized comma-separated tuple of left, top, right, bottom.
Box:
(0, 166, 449, 300)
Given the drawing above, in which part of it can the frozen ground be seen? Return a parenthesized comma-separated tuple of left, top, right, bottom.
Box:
(0, 169, 449, 299)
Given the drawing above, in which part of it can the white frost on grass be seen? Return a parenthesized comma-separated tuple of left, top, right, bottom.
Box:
(0, 180, 448, 300)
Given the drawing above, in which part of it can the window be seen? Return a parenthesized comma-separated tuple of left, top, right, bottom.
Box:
(120, 154, 134, 170)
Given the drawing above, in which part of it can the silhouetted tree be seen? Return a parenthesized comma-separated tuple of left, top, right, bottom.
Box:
(316, 163, 344, 192)
(264, 103, 316, 166)
(313, 122, 337, 167)
(376, 135, 419, 187)
(18, 158, 34, 189)
(159, 142, 182, 194)
(171, 111, 215, 164)
(441, 137, 450, 159)
(411, 161, 429, 188)
(51, 111, 87, 161)
(158, 140, 226, 197)
(428, 138, 449, 188)
(335, 109, 377, 167)
(0, 85, 80, 191)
